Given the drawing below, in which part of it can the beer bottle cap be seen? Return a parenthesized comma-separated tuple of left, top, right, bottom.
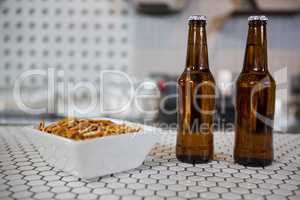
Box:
(248, 15, 268, 21)
(188, 15, 207, 21)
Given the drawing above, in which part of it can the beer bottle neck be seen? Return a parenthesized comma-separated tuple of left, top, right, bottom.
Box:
(185, 21, 209, 70)
(243, 21, 268, 73)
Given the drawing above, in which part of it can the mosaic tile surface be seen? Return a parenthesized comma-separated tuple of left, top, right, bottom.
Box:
(0, 127, 300, 200)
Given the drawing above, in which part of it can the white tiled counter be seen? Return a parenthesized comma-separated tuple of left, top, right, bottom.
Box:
(0, 126, 300, 200)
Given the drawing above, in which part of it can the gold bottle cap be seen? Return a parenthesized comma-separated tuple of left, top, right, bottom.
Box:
(248, 15, 268, 21)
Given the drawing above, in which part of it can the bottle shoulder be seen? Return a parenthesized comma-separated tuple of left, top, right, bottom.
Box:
(178, 69, 215, 83)
(236, 72, 276, 87)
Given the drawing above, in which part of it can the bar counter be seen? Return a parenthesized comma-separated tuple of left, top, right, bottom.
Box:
(0, 126, 299, 200)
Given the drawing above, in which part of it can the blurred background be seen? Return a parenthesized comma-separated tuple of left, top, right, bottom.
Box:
(0, 0, 299, 132)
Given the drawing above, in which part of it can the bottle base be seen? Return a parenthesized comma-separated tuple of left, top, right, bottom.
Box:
(176, 154, 211, 164)
(235, 157, 272, 167)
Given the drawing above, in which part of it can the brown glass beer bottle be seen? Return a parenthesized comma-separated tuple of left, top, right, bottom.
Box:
(176, 15, 215, 164)
(234, 16, 276, 167)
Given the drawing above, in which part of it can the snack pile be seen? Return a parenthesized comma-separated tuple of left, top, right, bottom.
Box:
(38, 117, 141, 140)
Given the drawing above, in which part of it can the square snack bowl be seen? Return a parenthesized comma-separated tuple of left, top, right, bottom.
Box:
(22, 119, 158, 179)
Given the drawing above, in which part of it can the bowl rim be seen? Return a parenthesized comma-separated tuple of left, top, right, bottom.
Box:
(22, 118, 157, 144)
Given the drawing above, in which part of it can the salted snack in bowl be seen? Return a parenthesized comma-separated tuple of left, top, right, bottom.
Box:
(38, 117, 141, 140)
(23, 117, 158, 178)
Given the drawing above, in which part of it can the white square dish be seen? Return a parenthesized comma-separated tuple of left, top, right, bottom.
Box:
(22, 119, 159, 179)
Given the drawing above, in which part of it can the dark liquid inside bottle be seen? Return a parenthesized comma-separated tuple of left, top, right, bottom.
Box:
(176, 17, 215, 164)
(234, 18, 276, 167)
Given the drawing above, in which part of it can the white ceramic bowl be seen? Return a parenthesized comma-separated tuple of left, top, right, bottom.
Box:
(22, 119, 158, 179)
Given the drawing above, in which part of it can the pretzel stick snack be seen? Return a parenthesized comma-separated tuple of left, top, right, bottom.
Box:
(38, 118, 141, 140)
